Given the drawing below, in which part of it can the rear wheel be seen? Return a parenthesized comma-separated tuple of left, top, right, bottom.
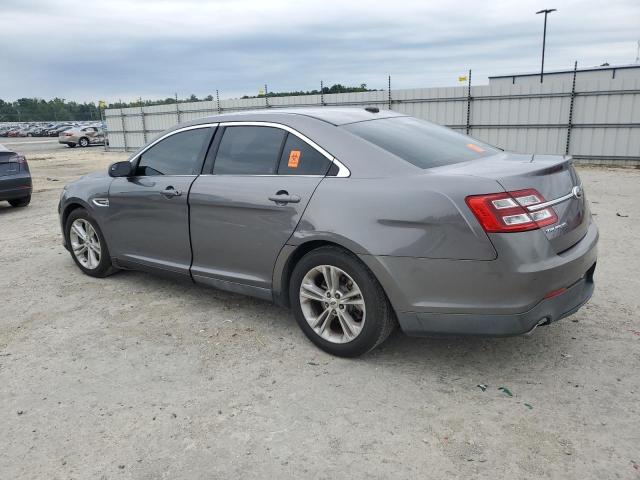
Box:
(65, 209, 116, 278)
(66, 143, 76, 148)
(289, 246, 395, 357)
(9, 196, 30, 207)
(78, 137, 89, 147)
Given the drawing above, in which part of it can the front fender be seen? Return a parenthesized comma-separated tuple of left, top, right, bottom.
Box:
(58, 173, 113, 248)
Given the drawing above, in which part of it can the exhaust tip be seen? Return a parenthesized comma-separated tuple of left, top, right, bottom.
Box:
(524, 317, 551, 336)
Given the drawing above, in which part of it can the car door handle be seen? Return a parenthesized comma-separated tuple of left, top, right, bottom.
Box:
(161, 186, 182, 198)
(268, 193, 301, 205)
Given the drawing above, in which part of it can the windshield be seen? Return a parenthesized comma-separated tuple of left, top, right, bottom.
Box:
(342, 116, 499, 169)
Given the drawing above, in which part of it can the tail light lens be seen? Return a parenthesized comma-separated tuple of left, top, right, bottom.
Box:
(466, 188, 558, 233)
(16, 155, 29, 172)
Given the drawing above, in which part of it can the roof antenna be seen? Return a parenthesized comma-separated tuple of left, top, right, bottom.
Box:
(635, 40, 640, 64)
(364, 107, 379, 113)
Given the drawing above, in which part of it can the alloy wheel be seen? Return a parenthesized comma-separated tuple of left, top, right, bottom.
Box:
(69, 219, 101, 269)
(299, 265, 366, 344)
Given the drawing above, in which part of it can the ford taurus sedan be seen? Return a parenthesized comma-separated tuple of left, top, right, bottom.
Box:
(58, 108, 598, 357)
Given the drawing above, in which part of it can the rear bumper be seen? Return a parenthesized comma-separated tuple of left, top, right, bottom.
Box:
(0, 179, 32, 201)
(397, 264, 594, 336)
(359, 219, 598, 336)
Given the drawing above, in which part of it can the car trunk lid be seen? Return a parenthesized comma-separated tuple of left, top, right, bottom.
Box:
(0, 145, 19, 177)
(439, 152, 588, 253)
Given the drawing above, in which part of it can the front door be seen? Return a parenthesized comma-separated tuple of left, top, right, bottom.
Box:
(106, 126, 214, 275)
(189, 124, 335, 296)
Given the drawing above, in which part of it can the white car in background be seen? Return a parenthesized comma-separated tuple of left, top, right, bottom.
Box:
(58, 126, 106, 148)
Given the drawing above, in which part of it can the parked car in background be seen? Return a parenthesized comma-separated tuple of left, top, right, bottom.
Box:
(25, 126, 44, 137)
(59, 126, 106, 148)
(50, 125, 74, 137)
(0, 143, 31, 207)
(58, 108, 597, 357)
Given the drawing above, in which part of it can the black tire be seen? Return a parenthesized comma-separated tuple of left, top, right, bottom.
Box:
(9, 195, 30, 207)
(65, 208, 117, 278)
(67, 143, 76, 148)
(289, 246, 396, 357)
(78, 137, 89, 147)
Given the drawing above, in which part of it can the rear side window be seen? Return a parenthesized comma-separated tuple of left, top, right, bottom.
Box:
(277, 134, 331, 175)
(214, 126, 285, 175)
(137, 127, 211, 176)
(342, 117, 498, 169)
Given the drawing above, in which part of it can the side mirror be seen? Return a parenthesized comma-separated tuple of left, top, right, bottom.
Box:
(109, 161, 134, 177)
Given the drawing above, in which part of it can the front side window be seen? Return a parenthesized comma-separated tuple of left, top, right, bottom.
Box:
(136, 127, 211, 176)
(213, 126, 285, 175)
(342, 117, 499, 169)
(277, 133, 332, 176)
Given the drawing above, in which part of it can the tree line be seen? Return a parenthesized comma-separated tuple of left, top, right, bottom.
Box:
(0, 84, 377, 122)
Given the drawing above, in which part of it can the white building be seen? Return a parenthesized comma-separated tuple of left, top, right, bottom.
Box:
(488, 64, 640, 86)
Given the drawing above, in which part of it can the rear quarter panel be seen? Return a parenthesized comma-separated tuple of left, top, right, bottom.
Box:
(293, 174, 501, 260)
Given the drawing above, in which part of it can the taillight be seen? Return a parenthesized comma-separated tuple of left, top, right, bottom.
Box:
(15, 155, 29, 172)
(466, 188, 558, 233)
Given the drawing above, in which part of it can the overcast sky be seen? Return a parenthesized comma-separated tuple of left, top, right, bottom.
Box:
(1, 0, 639, 103)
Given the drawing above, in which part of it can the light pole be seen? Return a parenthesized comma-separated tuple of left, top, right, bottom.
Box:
(536, 8, 556, 83)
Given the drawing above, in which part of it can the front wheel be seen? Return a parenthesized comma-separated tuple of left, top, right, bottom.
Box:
(65, 209, 117, 278)
(78, 137, 89, 147)
(289, 246, 395, 357)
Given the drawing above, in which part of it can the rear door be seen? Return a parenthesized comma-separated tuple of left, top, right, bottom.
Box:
(189, 123, 335, 296)
(106, 125, 215, 275)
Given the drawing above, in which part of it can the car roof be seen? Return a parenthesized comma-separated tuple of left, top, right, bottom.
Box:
(146, 107, 416, 178)
(190, 107, 406, 127)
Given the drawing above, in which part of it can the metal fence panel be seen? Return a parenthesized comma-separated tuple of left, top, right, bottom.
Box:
(104, 79, 640, 164)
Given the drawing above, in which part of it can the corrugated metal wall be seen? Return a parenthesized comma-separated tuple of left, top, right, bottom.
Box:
(105, 77, 640, 164)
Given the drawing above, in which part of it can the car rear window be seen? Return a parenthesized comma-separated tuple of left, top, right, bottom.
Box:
(341, 117, 498, 169)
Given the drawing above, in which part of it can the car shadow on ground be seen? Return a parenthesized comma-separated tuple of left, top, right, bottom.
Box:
(101, 267, 578, 373)
(0, 203, 27, 215)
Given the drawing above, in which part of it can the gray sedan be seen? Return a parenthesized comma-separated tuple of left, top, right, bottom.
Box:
(58, 108, 597, 357)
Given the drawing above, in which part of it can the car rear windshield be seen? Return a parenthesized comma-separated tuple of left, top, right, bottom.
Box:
(341, 117, 499, 169)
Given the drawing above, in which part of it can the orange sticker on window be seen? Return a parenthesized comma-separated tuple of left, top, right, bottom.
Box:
(288, 150, 301, 168)
(466, 143, 485, 153)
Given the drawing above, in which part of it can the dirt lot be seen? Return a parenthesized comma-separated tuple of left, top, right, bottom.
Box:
(1, 143, 639, 479)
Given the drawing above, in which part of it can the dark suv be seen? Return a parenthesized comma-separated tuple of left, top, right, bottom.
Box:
(0, 144, 32, 207)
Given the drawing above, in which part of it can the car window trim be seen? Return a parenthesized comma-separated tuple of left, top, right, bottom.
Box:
(129, 123, 218, 177)
(127, 121, 350, 178)
(207, 121, 350, 178)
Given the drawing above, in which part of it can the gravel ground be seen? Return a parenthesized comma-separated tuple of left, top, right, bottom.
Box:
(1, 145, 639, 479)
